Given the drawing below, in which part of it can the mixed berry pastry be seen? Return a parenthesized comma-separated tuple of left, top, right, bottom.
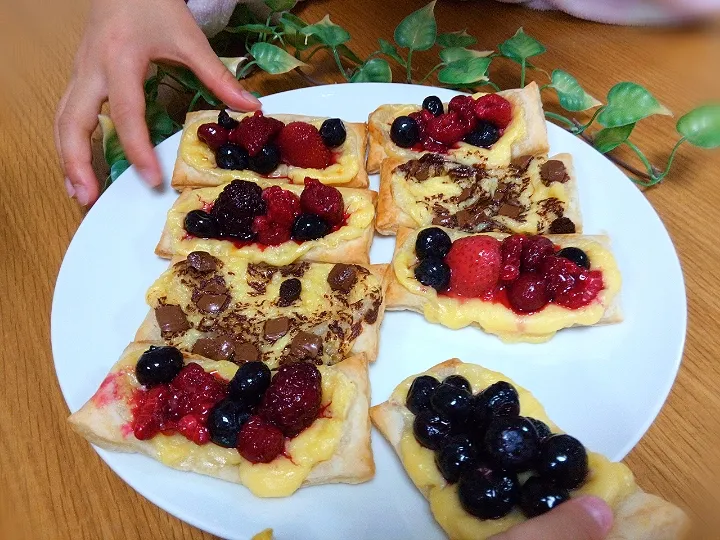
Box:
(156, 178, 376, 265)
(377, 152, 581, 236)
(386, 227, 622, 342)
(68, 343, 373, 497)
(370, 359, 689, 540)
(135, 252, 388, 368)
(172, 110, 369, 189)
(366, 83, 549, 173)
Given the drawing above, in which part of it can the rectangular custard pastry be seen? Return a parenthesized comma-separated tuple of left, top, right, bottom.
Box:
(172, 110, 369, 189)
(377, 153, 581, 236)
(366, 83, 549, 174)
(387, 227, 622, 343)
(156, 180, 377, 265)
(135, 252, 389, 368)
(370, 359, 689, 540)
(69, 343, 374, 497)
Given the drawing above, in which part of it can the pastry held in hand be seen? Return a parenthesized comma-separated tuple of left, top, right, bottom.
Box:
(370, 358, 689, 540)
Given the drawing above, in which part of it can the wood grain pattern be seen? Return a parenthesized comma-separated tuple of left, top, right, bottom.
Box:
(2, 0, 719, 538)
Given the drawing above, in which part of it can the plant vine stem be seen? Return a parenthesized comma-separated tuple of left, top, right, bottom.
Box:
(624, 140, 661, 180)
(574, 106, 604, 135)
(294, 67, 324, 86)
(520, 59, 526, 88)
(418, 63, 444, 84)
(237, 61, 257, 80)
(187, 91, 202, 112)
(483, 80, 501, 92)
(332, 48, 349, 81)
(406, 49, 414, 83)
(303, 45, 328, 63)
(545, 112, 575, 129)
(656, 137, 687, 181)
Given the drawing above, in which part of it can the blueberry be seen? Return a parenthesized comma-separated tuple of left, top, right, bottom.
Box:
(528, 418, 552, 442)
(218, 110, 239, 130)
(249, 143, 281, 174)
(390, 116, 420, 148)
(443, 375, 472, 393)
(431, 383, 472, 422)
(413, 410, 453, 450)
(215, 143, 249, 170)
(319, 118, 346, 148)
(406, 375, 440, 415)
(415, 227, 452, 260)
(557, 247, 590, 269)
(292, 214, 330, 241)
(435, 435, 477, 483)
(414, 258, 450, 291)
(184, 210, 219, 239)
(422, 95, 444, 117)
(483, 416, 540, 471)
(536, 434, 589, 489)
(463, 121, 500, 148)
(472, 381, 520, 427)
(458, 465, 519, 520)
(135, 346, 184, 387)
(208, 398, 251, 448)
(228, 361, 271, 408)
(519, 476, 570, 518)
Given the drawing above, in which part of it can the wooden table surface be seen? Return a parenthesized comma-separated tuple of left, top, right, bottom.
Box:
(2, 0, 719, 538)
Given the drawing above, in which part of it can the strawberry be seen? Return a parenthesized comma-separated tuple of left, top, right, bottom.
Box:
(276, 122, 332, 169)
(445, 236, 502, 297)
(262, 186, 301, 227)
(473, 94, 513, 130)
(229, 111, 284, 156)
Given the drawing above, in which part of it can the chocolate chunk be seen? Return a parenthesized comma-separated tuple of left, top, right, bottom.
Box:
(199, 277, 228, 296)
(290, 331, 323, 360)
(511, 154, 533, 172)
(432, 212, 455, 227)
(192, 335, 236, 361)
(456, 209, 475, 229)
(327, 264, 358, 293)
(234, 341, 260, 363)
(540, 160, 569, 185)
(264, 317, 290, 342)
(155, 305, 190, 333)
(498, 203, 523, 219)
(186, 251, 218, 273)
(549, 217, 576, 234)
(196, 293, 230, 314)
(278, 278, 301, 307)
(456, 187, 473, 203)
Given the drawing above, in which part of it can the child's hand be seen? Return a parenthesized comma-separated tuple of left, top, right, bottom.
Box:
(55, 0, 260, 206)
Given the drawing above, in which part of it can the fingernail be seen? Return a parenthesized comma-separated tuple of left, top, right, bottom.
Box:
(576, 496, 614, 534)
(74, 184, 90, 206)
(138, 167, 162, 187)
(241, 90, 261, 107)
(64, 177, 75, 198)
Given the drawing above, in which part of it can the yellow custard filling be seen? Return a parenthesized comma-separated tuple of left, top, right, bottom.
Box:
(392, 363, 635, 540)
(180, 113, 361, 186)
(114, 350, 355, 498)
(164, 181, 374, 265)
(393, 229, 621, 343)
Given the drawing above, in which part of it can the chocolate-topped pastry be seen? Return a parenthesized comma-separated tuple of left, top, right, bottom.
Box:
(278, 278, 302, 307)
(234, 341, 260, 363)
(186, 251, 218, 273)
(498, 203, 522, 219)
(155, 305, 190, 333)
(548, 217, 576, 234)
(327, 264, 358, 293)
(456, 187, 473, 203)
(192, 335, 236, 360)
(197, 277, 228, 296)
(289, 331, 323, 360)
(540, 160, 569, 185)
(196, 293, 230, 314)
(264, 317, 290, 342)
(511, 154, 533, 172)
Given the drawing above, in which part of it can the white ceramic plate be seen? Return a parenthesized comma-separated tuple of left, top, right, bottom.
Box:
(52, 83, 686, 540)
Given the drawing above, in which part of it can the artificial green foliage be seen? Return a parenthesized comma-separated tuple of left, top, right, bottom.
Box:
(437, 30, 476, 48)
(676, 105, 720, 149)
(593, 124, 635, 154)
(598, 82, 672, 128)
(393, 1, 437, 52)
(550, 70, 601, 112)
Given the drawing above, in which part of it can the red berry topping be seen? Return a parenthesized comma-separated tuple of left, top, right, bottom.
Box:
(259, 362, 322, 437)
(252, 215, 292, 246)
(237, 415, 285, 463)
(176, 414, 210, 445)
(229, 111, 284, 157)
(500, 235, 525, 282)
(132, 386, 168, 440)
(448, 95, 476, 120)
(300, 178, 345, 225)
(542, 255, 581, 298)
(409, 109, 434, 141)
(276, 122, 332, 169)
(521, 236, 555, 273)
(197, 123, 230, 151)
(473, 94, 513, 130)
(445, 236, 502, 298)
(507, 273, 550, 313)
(554, 271, 604, 309)
(263, 186, 301, 227)
(426, 112, 469, 146)
(422, 139, 449, 153)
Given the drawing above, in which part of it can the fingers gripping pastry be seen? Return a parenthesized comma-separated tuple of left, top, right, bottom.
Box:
(386, 227, 622, 343)
(135, 252, 388, 367)
(172, 110, 369, 189)
(366, 83, 549, 173)
(69, 343, 374, 497)
(370, 359, 690, 540)
(377, 153, 581, 236)
(157, 179, 376, 265)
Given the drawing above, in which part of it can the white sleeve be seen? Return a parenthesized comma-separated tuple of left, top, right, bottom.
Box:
(186, 0, 239, 37)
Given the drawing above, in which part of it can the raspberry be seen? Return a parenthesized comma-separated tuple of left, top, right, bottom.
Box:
(211, 180, 266, 239)
(132, 386, 168, 441)
(554, 271, 604, 309)
(521, 236, 555, 273)
(422, 139, 448, 153)
(409, 109, 434, 141)
(259, 362, 322, 437)
(542, 255, 581, 298)
(237, 415, 285, 463)
(300, 178, 345, 225)
(426, 112, 470, 146)
(474, 94, 513, 130)
(262, 186, 301, 227)
(445, 236, 502, 298)
(252, 215, 292, 246)
(176, 414, 210, 445)
(507, 273, 550, 313)
(197, 123, 229, 151)
(448, 95, 477, 132)
(500, 235, 525, 282)
(276, 122, 332, 169)
(229, 111, 284, 156)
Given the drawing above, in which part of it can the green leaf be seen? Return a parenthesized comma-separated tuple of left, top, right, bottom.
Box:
(350, 58, 392, 83)
(437, 30, 476, 48)
(225, 23, 276, 35)
(498, 28, 546, 64)
(251, 42, 307, 74)
(378, 38, 406, 66)
(279, 12, 307, 31)
(598, 82, 672, 128)
(110, 159, 131, 183)
(279, 13, 319, 50)
(264, 0, 296, 12)
(676, 105, 720, 149)
(593, 124, 635, 154)
(337, 44, 363, 65)
(438, 57, 491, 85)
(219, 57, 245, 78)
(550, 69, 601, 112)
(162, 65, 221, 106)
(145, 102, 175, 138)
(98, 115, 125, 167)
(439, 47, 490, 64)
(301, 15, 350, 48)
(394, 0, 437, 52)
